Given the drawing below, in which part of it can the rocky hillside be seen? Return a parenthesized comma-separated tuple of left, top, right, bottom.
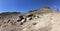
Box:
(0, 6, 60, 31)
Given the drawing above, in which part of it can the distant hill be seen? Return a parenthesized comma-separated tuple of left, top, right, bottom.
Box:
(28, 6, 58, 15)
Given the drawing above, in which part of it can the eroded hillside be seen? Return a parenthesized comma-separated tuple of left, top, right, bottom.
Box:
(0, 6, 60, 31)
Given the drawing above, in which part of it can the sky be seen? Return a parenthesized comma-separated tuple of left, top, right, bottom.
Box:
(0, 0, 60, 13)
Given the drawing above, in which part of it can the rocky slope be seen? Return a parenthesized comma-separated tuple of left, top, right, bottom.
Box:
(0, 6, 60, 31)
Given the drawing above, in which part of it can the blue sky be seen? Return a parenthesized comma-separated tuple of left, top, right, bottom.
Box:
(0, 0, 60, 12)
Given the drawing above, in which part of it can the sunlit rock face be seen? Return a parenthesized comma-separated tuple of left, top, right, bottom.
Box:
(0, 7, 60, 31)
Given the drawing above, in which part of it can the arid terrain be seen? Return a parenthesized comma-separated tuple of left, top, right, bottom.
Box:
(0, 6, 60, 31)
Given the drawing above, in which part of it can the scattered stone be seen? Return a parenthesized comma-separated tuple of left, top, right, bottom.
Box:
(7, 20, 10, 23)
(17, 16, 25, 22)
(33, 23, 37, 25)
(27, 14, 33, 17)
(37, 16, 39, 18)
(29, 17, 32, 20)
